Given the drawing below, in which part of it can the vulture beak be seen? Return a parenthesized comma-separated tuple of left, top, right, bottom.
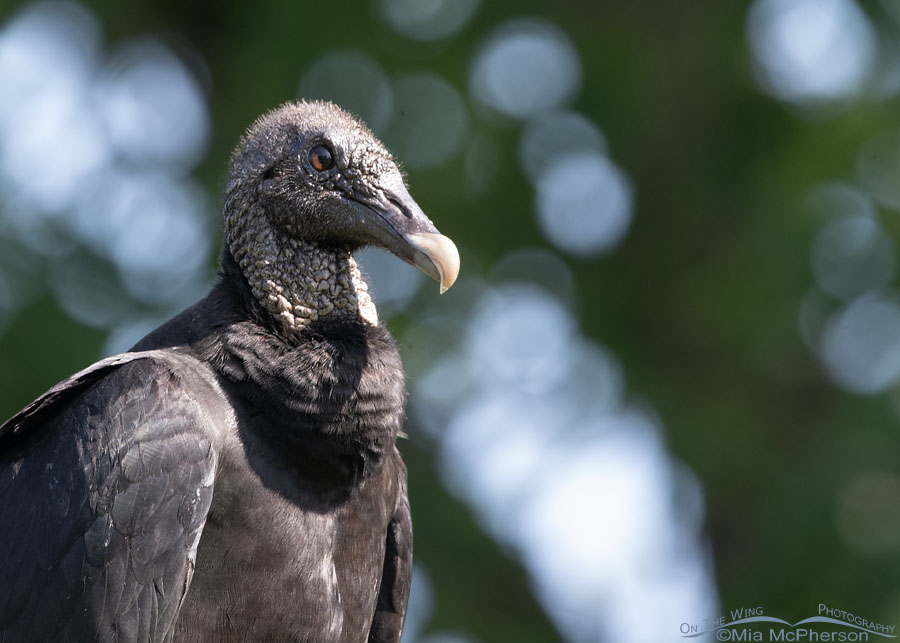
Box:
(354, 181, 460, 294)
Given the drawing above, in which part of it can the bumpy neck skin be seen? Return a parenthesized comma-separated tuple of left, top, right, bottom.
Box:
(224, 195, 378, 338)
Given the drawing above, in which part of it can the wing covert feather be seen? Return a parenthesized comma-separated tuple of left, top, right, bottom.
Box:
(0, 351, 231, 643)
(368, 478, 413, 643)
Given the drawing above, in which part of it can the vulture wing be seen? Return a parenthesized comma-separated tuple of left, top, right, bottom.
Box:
(0, 350, 229, 643)
(369, 488, 413, 643)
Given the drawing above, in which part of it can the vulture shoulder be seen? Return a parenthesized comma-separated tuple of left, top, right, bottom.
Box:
(0, 350, 232, 642)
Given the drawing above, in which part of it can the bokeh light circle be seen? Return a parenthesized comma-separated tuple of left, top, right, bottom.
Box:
(469, 18, 581, 119)
(379, 0, 479, 41)
(71, 170, 211, 305)
(746, 0, 875, 104)
(518, 109, 606, 184)
(0, 1, 100, 126)
(811, 214, 896, 300)
(465, 283, 577, 395)
(299, 51, 393, 133)
(820, 293, 900, 394)
(97, 40, 209, 168)
(383, 72, 467, 169)
(489, 247, 575, 305)
(355, 246, 424, 316)
(0, 2, 107, 213)
(535, 152, 633, 256)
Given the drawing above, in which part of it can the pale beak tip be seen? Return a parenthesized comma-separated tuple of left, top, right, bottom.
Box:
(407, 232, 460, 294)
(434, 237, 460, 294)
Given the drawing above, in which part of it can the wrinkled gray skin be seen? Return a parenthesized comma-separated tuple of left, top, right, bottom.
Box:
(226, 101, 457, 335)
(0, 101, 459, 643)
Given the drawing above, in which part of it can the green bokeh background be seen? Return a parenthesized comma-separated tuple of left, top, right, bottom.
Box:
(1, 1, 899, 641)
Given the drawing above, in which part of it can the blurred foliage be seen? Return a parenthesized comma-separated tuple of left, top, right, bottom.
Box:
(2, 0, 900, 641)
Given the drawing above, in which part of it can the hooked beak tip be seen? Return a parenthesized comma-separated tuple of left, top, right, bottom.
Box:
(406, 232, 460, 294)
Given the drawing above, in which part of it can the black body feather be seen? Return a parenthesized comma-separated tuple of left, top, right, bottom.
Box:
(0, 101, 435, 643)
(0, 250, 412, 642)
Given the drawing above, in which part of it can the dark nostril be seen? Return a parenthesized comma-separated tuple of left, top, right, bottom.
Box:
(385, 194, 412, 218)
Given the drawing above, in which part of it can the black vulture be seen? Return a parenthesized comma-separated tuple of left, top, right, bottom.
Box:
(0, 101, 460, 643)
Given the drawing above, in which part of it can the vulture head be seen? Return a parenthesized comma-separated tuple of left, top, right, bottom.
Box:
(223, 101, 459, 334)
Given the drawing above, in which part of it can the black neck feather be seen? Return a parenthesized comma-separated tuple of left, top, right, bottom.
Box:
(198, 246, 407, 501)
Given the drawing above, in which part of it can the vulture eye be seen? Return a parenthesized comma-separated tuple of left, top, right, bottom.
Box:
(309, 145, 334, 172)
